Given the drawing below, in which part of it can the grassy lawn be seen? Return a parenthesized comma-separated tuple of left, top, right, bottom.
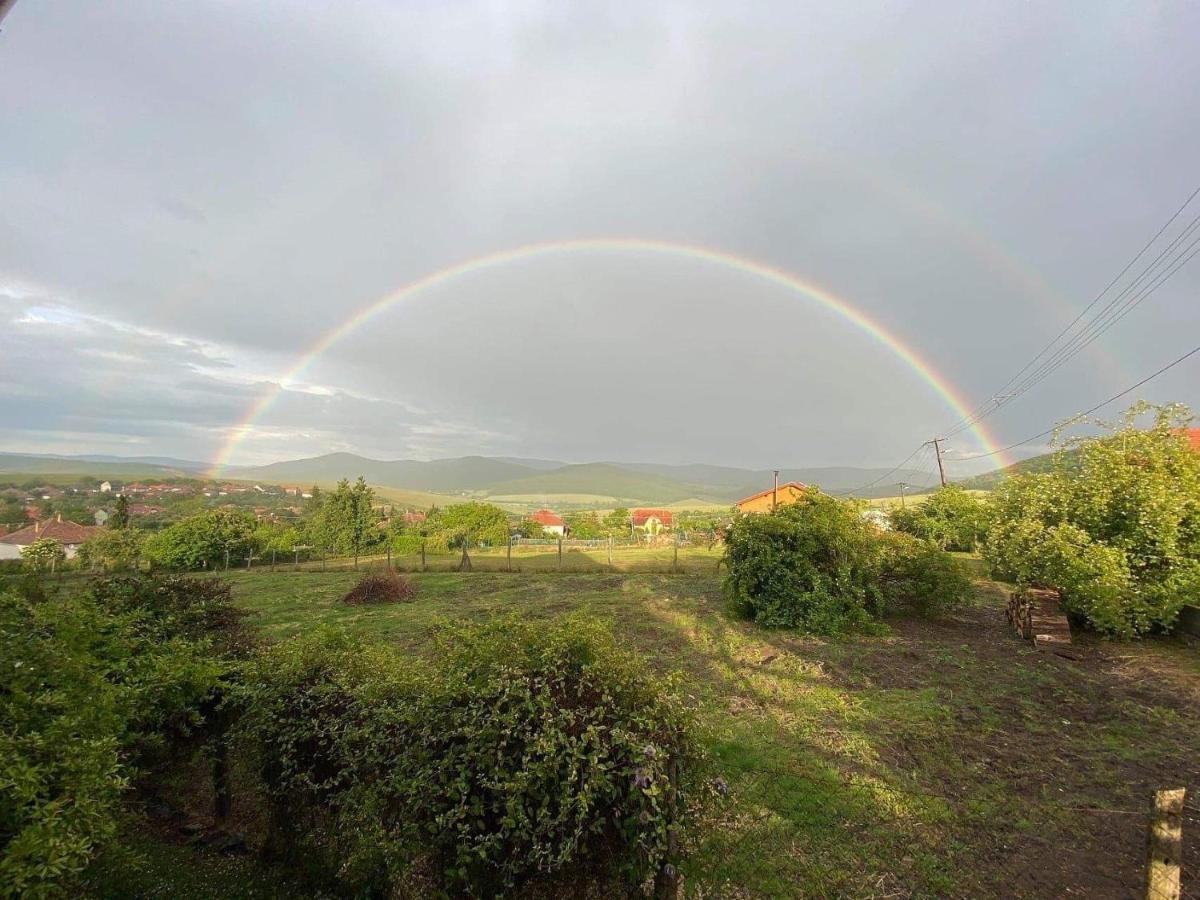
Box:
(92, 569, 1200, 898)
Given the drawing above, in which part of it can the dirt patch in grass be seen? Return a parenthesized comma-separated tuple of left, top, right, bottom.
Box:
(807, 585, 1200, 899)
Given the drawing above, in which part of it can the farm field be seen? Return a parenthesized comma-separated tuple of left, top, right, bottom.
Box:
(108, 568, 1200, 898)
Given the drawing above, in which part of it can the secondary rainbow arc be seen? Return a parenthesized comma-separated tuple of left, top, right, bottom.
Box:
(209, 238, 1006, 478)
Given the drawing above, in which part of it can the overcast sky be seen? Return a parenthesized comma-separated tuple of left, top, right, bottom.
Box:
(2, 1, 1198, 475)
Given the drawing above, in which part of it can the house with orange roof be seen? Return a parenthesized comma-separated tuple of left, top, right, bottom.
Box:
(735, 481, 807, 514)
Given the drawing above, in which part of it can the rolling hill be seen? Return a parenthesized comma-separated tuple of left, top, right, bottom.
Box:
(0, 450, 992, 505)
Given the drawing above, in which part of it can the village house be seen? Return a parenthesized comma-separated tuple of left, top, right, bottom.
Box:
(529, 508, 566, 536)
(128, 503, 165, 517)
(100, 481, 113, 493)
(735, 481, 808, 514)
(631, 508, 673, 533)
(0, 515, 102, 560)
(401, 510, 427, 525)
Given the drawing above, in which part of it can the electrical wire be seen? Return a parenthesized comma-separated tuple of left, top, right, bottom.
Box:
(949, 342, 1200, 461)
(942, 185, 1200, 438)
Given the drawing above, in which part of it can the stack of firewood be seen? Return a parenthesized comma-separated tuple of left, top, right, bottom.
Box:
(1007, 587, 1073, 651)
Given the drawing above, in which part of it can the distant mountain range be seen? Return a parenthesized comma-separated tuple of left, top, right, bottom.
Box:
(0, 450, 967, 503)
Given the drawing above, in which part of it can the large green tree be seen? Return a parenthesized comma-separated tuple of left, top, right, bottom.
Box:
(309, 477, 378, 565)
(984, 402, 1200, 637)
(144, 509, 256, 570)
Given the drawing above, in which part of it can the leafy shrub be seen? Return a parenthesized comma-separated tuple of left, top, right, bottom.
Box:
(724, 492, 968, 632)
(889, 485, 990, 551)
(235, 617, 698, 896)
(983, 402, 1200, 637)
(341, 569, 416, 605)
(90, 574, 252, 656)
(723, 492, 884, 633)
(143, 509, 255, 571)
(78, 528, 145, 572)
(0, 582, 231, 897)
(877, 531, 972, 616)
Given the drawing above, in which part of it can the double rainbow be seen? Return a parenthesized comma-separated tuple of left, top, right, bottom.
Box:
(208, 238, 1005, 476)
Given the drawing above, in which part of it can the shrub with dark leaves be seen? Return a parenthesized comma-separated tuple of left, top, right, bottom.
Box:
(235, 617, 698, 896)
(341, 569, 416, 605)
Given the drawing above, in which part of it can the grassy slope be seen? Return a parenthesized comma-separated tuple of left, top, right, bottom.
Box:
(189, 569, 1200, 898)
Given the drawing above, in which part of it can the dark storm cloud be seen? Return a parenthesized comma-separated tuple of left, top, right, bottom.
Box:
(1, 0, 1198, 468)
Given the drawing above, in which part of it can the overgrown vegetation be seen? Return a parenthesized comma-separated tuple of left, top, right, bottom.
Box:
(235, 617, 698, 896)
(0, 576, 243, 897)
(983, 402, 1200, 637)
(723, 491, 968, 633)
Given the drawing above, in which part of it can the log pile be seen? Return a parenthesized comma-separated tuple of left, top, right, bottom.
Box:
(1007, 587, 1073, 651)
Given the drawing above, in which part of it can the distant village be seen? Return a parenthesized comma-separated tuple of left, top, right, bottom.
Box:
(0, 470, 815, 562)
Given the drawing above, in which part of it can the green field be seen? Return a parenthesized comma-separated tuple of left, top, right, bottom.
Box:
(117, 568, 1196, 898)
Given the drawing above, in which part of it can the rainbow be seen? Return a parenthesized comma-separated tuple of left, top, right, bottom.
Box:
(208, 238, 1006, 476)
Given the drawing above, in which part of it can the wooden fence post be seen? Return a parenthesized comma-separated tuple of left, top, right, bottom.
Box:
(321, 548, 326, 572)
(224, 547, 230, 571)
(507, 536, 512, 572)
(387, 544, 392, 569)
(420, 541, 426, 572)
(1146, 788, 1186, 900)
(271, 548, 276, 572)
(557, 536, 563, 571)
(673, 532, 679, 573)
(459, 533, 472, 572)
(607, 535, 613, 571)
(293, 547, 299, 571)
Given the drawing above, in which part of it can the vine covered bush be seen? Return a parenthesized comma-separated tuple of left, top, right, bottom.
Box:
(235, 617, 698, 896)
(724, 491, 968, 633)
(983, 402, 1200, 637)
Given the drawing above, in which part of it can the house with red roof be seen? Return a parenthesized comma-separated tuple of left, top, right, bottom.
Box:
(631, 508, 673, 533)
(1183, 428, 1200, 453)
(529, 508, 566, 536)
(0, 515, 102, 560)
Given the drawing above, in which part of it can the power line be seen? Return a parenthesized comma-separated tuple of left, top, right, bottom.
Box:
(944, 228, 1200, 441)
(830, 442, 929, 496)
(949, 342, 1200, 462)
(942, 185, 1200, 437)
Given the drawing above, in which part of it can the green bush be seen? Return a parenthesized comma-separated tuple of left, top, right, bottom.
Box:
(724, 492, 968, 633)
(143, 509, 255, 571)
(983, 402, 1200, 637)
(235, 617, 698, 896)
(877, 531, 972, 617)
(0, 579, 232, 897)
(889, 485, 989, 551)
(723, 492, 883, 632)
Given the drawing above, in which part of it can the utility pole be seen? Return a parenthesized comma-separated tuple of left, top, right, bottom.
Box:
(772, 470, 779, 511)
(931, 438, 947, 488)
(899, 483, 908, 509)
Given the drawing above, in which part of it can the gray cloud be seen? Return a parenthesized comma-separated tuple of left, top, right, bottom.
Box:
(1, 1, 1198, 472)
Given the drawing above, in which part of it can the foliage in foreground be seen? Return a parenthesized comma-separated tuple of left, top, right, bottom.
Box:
(0, 576, 240, 898)
(235, 617, 699, 896)
(983, 402, 1200, 637)
(723, 491, 969, 633)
